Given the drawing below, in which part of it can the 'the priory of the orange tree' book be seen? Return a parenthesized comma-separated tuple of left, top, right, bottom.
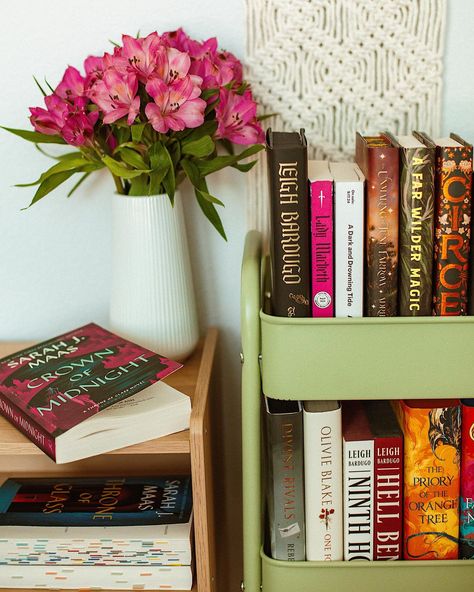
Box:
(393, 399, 461, 559)
(0, 324, 188, 463)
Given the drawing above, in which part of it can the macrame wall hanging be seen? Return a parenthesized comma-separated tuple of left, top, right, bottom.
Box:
(245, 0, 447, 234)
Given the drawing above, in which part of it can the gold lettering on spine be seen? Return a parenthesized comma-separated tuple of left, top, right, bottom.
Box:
(279, 162, 301, 285)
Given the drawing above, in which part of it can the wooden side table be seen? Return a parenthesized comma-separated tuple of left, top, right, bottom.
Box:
(0, 328, 218, 592)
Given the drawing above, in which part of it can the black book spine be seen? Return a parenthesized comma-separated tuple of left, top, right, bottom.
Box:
(266, 129, 310, 317)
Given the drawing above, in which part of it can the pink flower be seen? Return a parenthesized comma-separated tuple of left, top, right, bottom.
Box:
(162, 28, 193, 53)
(145, 77, 206, 133)
(89, 69, 140, 125)
(155, 47, 193, 85)
(55, 66, 85, 101)
(84, 55, 105, 88)
(215, 50, 243, 86)
(215, 88, 264, 145)
(61, 109, 99, 146)
(29, 94, 68, 135)
(122, 32, 162, 82)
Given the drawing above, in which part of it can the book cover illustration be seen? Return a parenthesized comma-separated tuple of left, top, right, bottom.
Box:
(0, 476, 192, 526)
(397, 136, 435, 316)
(0, 323, 182, 439)
(394, 399, 461, 560)
(461, 399, 474, 558)
(432, 139, 473, 315)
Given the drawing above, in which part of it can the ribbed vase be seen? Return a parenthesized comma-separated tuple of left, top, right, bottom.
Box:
(110, 191, 199, 361)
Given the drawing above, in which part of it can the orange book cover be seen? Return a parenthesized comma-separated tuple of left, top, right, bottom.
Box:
(393, 399, 461, 560)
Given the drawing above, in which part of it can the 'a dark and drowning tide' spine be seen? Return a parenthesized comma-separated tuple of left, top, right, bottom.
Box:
(267, 129, 310, 317)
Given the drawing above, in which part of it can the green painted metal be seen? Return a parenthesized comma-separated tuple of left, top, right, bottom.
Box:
(241, 230, 263, 592)
(241, 230, 474, 592)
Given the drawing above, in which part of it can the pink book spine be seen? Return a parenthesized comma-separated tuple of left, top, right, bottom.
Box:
(310, 180, 334, 317)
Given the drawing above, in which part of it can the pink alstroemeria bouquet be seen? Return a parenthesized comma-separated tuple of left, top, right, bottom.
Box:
(4, 30, 265, 238)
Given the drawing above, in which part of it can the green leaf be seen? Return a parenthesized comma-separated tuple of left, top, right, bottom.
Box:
(257, 112, 278, 121)
(204, 98, 219, 116)
(16, 157, 95, 187)
(182, 135, 215, 158)
(168, 141, 181, 168)
(148, 170, 165, 195)
(194, 188, 227, 240)
(232, 159, 258, 173)
(44, 78, 55, 94)
(131, 123, 146, 142)
(149, 141, 170, 172)
(181, 158, 202, 188)
(102, 155, 148, 179)
(183, 121, 218, 145)
(114, 127, 131, 145)
(33, 76, 47, 96)
(197, 144, 264, 176)
(219, 138, 235, 155)
(195, 188, 224, 207)
(201, 88, 219, 101)
(129, 174, 149, 196)
(1, 127, 66, 144)
(67, 172, 91, 197)
(116, 147, 148, 170)
(35, 145, 83, 161)
(162, 147, 176, 204)
(23, 171, 76, 208)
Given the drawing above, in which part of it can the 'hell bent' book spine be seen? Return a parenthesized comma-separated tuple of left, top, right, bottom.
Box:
(461, 399, 474, 559)
(267, 129, 310, 317)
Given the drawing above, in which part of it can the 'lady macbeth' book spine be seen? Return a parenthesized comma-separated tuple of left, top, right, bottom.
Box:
(264, 397, 305, 560)
(393, 399, 461, 560)
(461, 399, 474, 558)
(355, 133, 399, 316)
(433, 139, 473, 315)
(398, 144, 435, 315)
(267, 129, 310, 317)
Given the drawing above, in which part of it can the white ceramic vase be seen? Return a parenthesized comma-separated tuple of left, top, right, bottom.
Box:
(110, 190, 199, 361)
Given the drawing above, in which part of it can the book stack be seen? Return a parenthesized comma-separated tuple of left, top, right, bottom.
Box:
(0, 476, 193, 589)
(264, 397, 474, 562)
(266, 129, 473, 319)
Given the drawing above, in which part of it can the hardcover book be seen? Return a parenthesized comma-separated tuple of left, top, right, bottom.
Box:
(308, 160, 334, 317)
(388, 133, 435, 316)
(461, 399, 474, 559)
(355, 133, 399, 316)
(0, 476, 193, 566)
(393, 399, 461, 560)
(0, 324, 187, 463)
(303, 401, 342, 561)
(264, 396, 305, 560)
(329, 162, 365, 317)
(266, 129, 310, 318)
(416, 134, 473, 315)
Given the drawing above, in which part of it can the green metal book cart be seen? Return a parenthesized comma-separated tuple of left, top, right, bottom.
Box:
(240, 230, 474, 592)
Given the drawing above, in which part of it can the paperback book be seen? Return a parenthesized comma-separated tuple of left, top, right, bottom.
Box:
(0, 324, 188, 463)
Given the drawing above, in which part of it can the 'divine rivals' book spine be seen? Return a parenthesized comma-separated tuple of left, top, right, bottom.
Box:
(373, 435, 403, 560)
(310, 179, 334, 317)
(461, 399, 474, 559)
(398, 144, 435, 316)
(266, 129, 310, 318)
(393, 399, 461, 560)
(334, 176, 364, 317)
(265, 398, 305, 560)
(303, 404, 342, 560)
(343, 438, 374, 561)
(432, 141, 472, 315)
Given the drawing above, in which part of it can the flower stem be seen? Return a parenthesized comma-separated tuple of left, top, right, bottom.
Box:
(112, 174, 125, 195)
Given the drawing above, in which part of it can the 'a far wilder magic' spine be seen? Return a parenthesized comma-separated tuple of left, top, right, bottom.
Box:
(267, 129, 310, 317)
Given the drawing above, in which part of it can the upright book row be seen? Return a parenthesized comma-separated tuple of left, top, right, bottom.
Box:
(267, 129, 473, 318)
(264, 397, 474, 562)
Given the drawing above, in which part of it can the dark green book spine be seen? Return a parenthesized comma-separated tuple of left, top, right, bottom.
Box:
(398, 146, 435, 315)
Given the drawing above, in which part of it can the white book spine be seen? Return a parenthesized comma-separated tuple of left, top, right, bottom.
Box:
(343, 438, 374, 561)
(303, 405, 343, 561)
(334, 179, 364, 317)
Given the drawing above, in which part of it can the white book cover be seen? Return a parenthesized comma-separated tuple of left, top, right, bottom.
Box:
(303, 401, 342, 561)
(329, 162, 365, 317)
(0, 564, 193, 590)
(343, 437, 374, 561)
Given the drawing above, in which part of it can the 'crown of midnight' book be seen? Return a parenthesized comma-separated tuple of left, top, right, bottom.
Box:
(0, 324, 188, 463)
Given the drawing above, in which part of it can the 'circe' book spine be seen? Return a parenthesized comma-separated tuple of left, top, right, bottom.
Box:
(0, 392, 56, 460)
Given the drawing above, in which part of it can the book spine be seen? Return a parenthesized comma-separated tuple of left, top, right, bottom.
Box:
(0, 392, 56, 460)
(265, 406, 305, 560)
(334, 181, 364, 317)
(460, 400, 474, 558)
(433, 145, 473, 315)
(267, 134, 310, 317)
(310, 180, 334, 317)
(373, 436, 403, 560)
(303, 406, 342, 560)
(343, 438, 374, 560)
(398, 146, 435, 316)
(364, 148, 400, 316)
(396, 400, 460, 559)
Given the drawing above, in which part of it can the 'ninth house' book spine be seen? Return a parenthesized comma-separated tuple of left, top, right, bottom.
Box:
(267, 129, 310, 317)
